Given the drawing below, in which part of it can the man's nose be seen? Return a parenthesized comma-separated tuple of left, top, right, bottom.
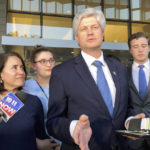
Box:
(87, 28, 93, 34)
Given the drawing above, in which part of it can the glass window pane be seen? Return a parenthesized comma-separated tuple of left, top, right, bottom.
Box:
(8, 0, 40, 12)
(103, 50, 132, 66)
(22, 0, 40, 12)
(42, 0, 72, 15)
(105, 21, 128, 42)
(74, 0, 101, 14)
(8, 0, 21, 11)
(132, 23, 150, 38)
(7, 13, 40, 38)
(131, 0, 150, 22)
(43, 16, 73, 40)
(43, 0, 55, 14)
(104, 0, 129, 20)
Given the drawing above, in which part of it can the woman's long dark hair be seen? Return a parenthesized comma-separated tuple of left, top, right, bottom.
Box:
(0, 52, 27, 92)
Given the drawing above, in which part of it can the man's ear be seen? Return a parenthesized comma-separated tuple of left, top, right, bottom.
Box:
(75, 35, 80, 47)
(75, 35, 78, 42)
(129, 48, 132, 55)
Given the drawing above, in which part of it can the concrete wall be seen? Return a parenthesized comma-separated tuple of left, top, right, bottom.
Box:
(0, 0, 7, 53)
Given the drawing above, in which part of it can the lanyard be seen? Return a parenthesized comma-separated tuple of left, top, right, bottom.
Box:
(34, 79, 49, 100)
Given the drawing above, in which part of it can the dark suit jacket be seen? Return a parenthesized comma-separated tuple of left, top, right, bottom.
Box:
(128, 66, 150, 149)
(128, 66, 150, 116)
(47, 54, 129, 150)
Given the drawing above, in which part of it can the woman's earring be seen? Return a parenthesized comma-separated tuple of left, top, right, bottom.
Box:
(0, 79, 3, 84)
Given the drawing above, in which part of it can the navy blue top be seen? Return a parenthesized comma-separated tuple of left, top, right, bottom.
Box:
(0, 93, 47, 150)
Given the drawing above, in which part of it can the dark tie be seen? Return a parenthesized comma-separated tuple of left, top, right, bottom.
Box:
(93, 60, 113, 116)
(139, 65, 147, 99)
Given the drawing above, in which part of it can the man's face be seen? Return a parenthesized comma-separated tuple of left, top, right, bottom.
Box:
(75, 16, 104, 53)
(130, 37, 150, 64)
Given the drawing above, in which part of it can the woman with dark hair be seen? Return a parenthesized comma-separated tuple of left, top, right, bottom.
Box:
(0, 52, 57, 150)
(0, 52, 27, 92)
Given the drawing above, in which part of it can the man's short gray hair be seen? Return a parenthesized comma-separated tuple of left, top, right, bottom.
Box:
(73, 8, 106, 36)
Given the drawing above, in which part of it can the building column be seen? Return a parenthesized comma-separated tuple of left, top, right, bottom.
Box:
(0, 0, 7, 53)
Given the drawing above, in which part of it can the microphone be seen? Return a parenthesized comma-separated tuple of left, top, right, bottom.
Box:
(0, 92, 25, 122)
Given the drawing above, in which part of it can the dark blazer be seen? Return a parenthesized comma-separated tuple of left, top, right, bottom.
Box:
(0, 93, 47, 150)
(47, 54, 129, 150)
(128, 66, 150, 149)
(128, 66, 150, 116)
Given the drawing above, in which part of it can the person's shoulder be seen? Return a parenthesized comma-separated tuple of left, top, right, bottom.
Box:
(22, 92, 43, 114)
(53, 57, 77, 72)
(24, 92, 42, 106)
(24, 78, 36, 89)
(24, 78, 35, 85)
(23, 78, 38, 94)
(105, 56, 126, 68)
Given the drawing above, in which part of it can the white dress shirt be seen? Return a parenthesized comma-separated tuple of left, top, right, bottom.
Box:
(70, 51, 116, 137)
(125, 60, 150, 127)
(81, 51, 116, 107)
(132, 60, 150, 91)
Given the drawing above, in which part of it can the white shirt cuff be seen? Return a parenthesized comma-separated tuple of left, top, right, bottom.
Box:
(70, 120, 78, 137)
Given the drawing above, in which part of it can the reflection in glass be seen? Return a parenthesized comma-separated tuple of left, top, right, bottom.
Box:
(43, 0, 55, 13)
(6, 45, 132, 77)
(8, 0, 40, 12)
(131, 0, 140, 9)
(43, 16, 73, 40)
(105, 21, 128, 43)
(7, 13, 40, 38)
(74, 0, 101, 14)
(131, 0, 150, 22)
(132, 23, 150, 38)
(103, 50, 132, 66)
(8, 0, 21, 11)
(22, 0, 40, 12)
(42, 0, 72, 15)
(104, 0, 129, 20)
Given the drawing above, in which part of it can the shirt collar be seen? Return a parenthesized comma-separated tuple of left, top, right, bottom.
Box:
(133, 59, 150, 70)
(81, 50, 106, 67)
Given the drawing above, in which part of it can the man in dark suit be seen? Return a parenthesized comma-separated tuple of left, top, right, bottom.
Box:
(47, 8, 129, 150)
(128, 32, 150, 150)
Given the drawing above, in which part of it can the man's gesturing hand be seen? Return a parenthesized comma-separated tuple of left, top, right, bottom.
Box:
(73, 114, 92, 150)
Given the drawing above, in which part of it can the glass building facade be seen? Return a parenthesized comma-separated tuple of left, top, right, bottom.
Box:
(1, 0, 150, 75)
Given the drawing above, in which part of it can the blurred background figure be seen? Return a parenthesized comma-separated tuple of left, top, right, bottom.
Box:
(23, 46, 61, 149)
(128, 32, 150, 150)
(0, 52, 58, 150)
(23, 46, 55, 127)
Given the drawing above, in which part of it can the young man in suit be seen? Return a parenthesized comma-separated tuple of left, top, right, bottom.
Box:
(47, 8, 129, 150)
(128, 32, 150, 150)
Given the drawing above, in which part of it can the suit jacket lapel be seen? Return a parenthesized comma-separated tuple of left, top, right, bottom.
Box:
(145, 72, 150, 99)
(74, 54, 100, 99)
(104, 57, 121, 117)
(128, 67, 139, 96)
(128, 66, 147, 101)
